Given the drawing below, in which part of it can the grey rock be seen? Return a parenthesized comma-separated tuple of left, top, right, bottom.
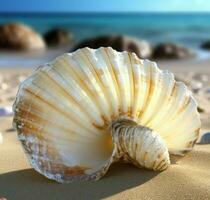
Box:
(205, 88, 210, 93)
(201, 41, 210, 50)
(44, 28, 73, 47)
(152, 43, 194, 60)
(0, 23, 45, 51)
(71, 35, 152, 59)
(191, 80, 203, 93)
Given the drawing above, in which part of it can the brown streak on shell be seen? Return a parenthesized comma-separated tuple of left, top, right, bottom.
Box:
(138, 77, 155, 119)
(127, 52, 135, 116)
(155, 158, 166, 170)
(39, 70, 88, 111)
(168, 82, 177, 101)
(92, 115, 109, 130)
(23, 88, 95, 134)
(14, 102, 78, 139)
(195, 128, 200, 136)
(81, 49, 113, 118)
(53, 58, 105, 118)
(51, 165, 90, 175)
(177, 95, 191, 114)
(104, 48, 122, 111)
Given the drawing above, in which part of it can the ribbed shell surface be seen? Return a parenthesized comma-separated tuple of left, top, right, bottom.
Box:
(13, 47, 200, 182)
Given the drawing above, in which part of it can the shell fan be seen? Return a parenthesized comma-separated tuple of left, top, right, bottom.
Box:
(13, 47, 201, 183)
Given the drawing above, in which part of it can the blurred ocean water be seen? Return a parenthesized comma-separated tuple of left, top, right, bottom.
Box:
(0, 13, 210, 67)
(1, 13, 210, 47)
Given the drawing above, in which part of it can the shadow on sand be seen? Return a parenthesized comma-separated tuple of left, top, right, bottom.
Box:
(0, 163, 159, 200)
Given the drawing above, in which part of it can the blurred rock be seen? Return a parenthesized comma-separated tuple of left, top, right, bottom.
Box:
(175, 76, 190, 87)
(190, 80, 203, 93)
(197, 106, 204, 113)
(44, 28, 73, 47)
(201, 41, 210, 50)
(175, 76, 202, 93)
(205, 88, 210, 93)
(199, 133, 210, 144)
(193, 73, 208, 83)
(0, 23, 45, 51)
(71, 35, 152, 59)
(152, 43, 194, 59)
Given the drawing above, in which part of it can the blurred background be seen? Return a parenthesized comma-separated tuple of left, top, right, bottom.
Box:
(0, 0, 210, 119)
(0, 0, 210, 67)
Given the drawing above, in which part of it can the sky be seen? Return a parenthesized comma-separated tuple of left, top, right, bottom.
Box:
(0, 0, 210, 12)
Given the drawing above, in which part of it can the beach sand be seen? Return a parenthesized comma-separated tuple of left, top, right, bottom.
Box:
(0, 59, 210, 200)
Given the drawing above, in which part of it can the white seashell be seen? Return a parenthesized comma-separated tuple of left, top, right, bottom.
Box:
(13, 47, 200, 183)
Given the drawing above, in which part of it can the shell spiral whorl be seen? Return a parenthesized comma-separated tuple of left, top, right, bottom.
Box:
(110, 119, 170, 171)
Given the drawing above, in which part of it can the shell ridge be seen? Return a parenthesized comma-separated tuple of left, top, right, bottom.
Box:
(153, 82, 187, 131)
(137, 60, 152, 121)
(146, 71, 175, 127)
(103, 48, 122, 115)
(139, 63, 161, 124)
(159, 96, 198, 135)
(144, 71, 173, 126)
(120, 51, 132, 115)
(21, 85, 100, 137)
(106, 48, 129, 114)
(71, 49, 111, 125)
(81, 48, 113, 121)
(56, 55, 110, 125)
(126, 52, 135, 117)
(15, 109, 97, 141)
(38, 66, 105, 128)
(94, 48, 119, 117)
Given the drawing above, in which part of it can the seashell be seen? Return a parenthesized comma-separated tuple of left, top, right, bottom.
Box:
(13, 47, 200, 183)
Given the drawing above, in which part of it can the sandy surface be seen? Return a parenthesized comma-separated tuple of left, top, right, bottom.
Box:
(0, 59, 210, 200)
